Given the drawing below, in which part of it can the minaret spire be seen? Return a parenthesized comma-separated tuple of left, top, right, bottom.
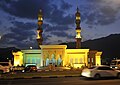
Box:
(75, 7, 81, 49)
(77, 6, 79, 12)
(36, 9, 43, 47)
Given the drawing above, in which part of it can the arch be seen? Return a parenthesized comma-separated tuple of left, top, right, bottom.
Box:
(57, 55, 62, 66)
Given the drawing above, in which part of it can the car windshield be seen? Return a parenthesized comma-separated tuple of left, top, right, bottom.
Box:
(88, 66, 96, 69)
(118, 61, 120, 64)
(27, 65, 36, 67)
(0, 63, 9, 66)
(111, 61, 117, 65)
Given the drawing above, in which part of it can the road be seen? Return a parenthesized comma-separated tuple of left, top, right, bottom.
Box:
(0, 77, 120, 85)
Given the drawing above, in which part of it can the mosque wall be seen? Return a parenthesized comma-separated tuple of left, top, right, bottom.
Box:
(12, 45, 102, 69)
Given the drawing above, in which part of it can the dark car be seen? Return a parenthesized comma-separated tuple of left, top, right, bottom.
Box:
(22, 65, 37, 72)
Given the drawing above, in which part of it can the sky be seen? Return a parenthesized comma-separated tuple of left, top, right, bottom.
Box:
(0, 0, 120, 49)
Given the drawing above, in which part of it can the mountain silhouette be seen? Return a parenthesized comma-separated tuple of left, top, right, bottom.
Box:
(0, 47, 20, 62)
(60, 34, 120, 60)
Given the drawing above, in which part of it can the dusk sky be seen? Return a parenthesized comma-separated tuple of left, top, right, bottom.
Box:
(0, 0, 120, 49)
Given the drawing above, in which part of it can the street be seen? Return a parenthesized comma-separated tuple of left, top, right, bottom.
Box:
(0, 77, 120, 85)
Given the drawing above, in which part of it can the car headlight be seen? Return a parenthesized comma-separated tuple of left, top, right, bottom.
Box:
(22, 70, 25, 72)
(115, 67, 118, 69)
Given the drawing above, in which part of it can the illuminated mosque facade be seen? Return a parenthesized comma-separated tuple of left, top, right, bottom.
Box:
(13, 8, 102, 68)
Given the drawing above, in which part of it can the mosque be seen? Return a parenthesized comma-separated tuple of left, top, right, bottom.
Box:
(13, 8, 102, 69)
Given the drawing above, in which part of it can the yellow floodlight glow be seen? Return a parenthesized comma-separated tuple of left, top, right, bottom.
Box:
(73, 63, 84, 68)
(12, 51, 23, 66)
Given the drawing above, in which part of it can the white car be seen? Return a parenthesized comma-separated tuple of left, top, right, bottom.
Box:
(0, 63, 10, 73)
(110, 59, 120, 69)
(81, 65, 120, 79)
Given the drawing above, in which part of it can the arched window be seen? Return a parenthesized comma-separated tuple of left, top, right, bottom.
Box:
(75, 58, 78, 63)
(70, 58, 73, 63)
(80, 58, 83, 63)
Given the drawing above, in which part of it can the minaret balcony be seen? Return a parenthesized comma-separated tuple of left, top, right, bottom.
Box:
(76, 29, 81, 32)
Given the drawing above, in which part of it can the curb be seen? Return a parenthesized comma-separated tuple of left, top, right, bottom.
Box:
(0, 75, 81, 80)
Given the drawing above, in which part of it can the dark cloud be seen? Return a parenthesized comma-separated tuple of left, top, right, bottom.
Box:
(0, 0, 73, 25)
(60, 0, 72, 10)
(1, 0, 120, 26)
(0, 0, 52, 19)
(1, 0, 120, 48)
(80, 0, 120, 26)
(0, 20, 38, 48)
(1, 31, 38, 49)
(10, 21, 36, 38)
(87, 0, 105, 3)
(47, 4, 74, 25)
(12, 21, 37, 30)
(44, 24, 72, 32)
(7, 16, 15, 21)
(98, 6, 118, 25)
(50, 31, 74, 39)
(0, 21, 2, 25)
(57, 40, 62, 43)
(51, 31, 68, 37)
(11, 29, 34, 40)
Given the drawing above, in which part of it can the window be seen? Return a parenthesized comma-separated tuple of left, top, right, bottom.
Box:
(27, 59, 30, 63)
(0, 63, 9, 66)
(97, 67, 113, 70)
(32, 58, 35, 63)
(118, 61, 120, 64)
(70, 58, 73, 63)
(75, 58, 78, 63)
(89, 66, 96, 69)
(111, 61, 117, 65)
(80, 58, 83, 63)
(37, 58, 40, 63)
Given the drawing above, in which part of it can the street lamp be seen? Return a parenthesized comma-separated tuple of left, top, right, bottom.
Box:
(30, 47, 33, 49)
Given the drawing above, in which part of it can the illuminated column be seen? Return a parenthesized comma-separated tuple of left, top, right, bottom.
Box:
(37, 10, 43, 46)
(12, 51, 23, 66)
(95, 52, 102, 65)
(75, 7, 81, 49)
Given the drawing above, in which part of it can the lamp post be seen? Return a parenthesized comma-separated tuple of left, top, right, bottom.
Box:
(30, 47, 33, 49)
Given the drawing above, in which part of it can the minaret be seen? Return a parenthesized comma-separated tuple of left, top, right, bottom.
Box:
(75, 7, 81, 49)
(37, 10, 43, 46)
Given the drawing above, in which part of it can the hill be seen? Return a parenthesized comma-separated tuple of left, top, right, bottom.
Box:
(0, 47, 20, 62)
(60, 34, 120, 60)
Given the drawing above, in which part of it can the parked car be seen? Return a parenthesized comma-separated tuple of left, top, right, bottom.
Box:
(110, 59, 120, 69)
(0, 62, 12, 73)
(22, 65, 37, 72)
(11, 66, 25, 72)
(81, 65, 120, 79)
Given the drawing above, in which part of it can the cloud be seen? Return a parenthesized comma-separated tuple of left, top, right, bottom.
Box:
(0, 0, 52, 19)
(1, 0, 120, 49)
(80, 0, 120, 26)
(0, 0, 74, 25)
(51, 31, 68, 37)
(45, 4, 73, 25)
(11, 21, 37, 30)
(60, 0, 72, 10)
(44, 24, 71, 32)
(45, 34, 67, 44)
(0, 21, 2, 25)
(0, 31, 38, 49)
(0, 20, 38, 49)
